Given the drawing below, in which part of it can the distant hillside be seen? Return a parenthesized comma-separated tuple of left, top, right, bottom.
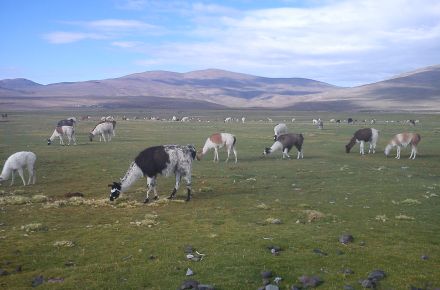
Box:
(0, 66, 439, 110)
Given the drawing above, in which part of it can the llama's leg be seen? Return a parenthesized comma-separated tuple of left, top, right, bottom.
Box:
(410, 146, 417, 159)
(66, 134, 71, 146)
(396, 147, 401, 159)
(27, 165, 34, 185)
(17, 168, 26, 186)
(168, 172, 181, 199)
(283, 148, 290, 159)
(225, 147, 230, 163)
(72, 133, 77, 145)
(108, 132, 112, 142)
(183, 173, 192, 201)
(360, 141, 365, 155)
(102, 133, 107, 142)
(59, 136, 64, 146)
(214, 148, 219, 162)
(372, 142, 376, 154)
(144, 176, 157, 203)
(233, 147, 237, 163)
(10, 170, 15, 186)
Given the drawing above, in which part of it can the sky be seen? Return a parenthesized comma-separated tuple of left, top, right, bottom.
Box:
(1, 0, 440, 87)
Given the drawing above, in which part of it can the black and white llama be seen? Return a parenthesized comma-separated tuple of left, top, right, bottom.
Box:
(263, 133, 304, 159)
(345, 128, 379, 154)
(47, 119, 76, 145)
(109, 144, 197, 203)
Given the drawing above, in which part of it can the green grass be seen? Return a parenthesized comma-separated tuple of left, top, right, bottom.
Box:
(0, 110, 439, 289)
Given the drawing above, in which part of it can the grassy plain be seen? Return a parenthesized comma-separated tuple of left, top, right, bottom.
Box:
(0, 110, 439, 289)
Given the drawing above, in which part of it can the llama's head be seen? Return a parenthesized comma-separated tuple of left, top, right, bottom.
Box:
(273, 135, 277, 141)
(187, 145, 197, 160)
(108, 182, 122, 201)
(345, 144, 351, 153)
(263, 147, 272, 156)
(384, 144, 393, 156)
(89, 133, 94, 142)
(47, 139, 52, 145)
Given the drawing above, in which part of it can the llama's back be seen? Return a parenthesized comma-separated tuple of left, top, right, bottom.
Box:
(4, 151, 36, 170)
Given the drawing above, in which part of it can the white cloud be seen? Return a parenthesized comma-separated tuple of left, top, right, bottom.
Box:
(44, 32, 106, 44)
(111, 41, 142, 48)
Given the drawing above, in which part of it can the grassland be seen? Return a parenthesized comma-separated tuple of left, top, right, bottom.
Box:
(0, 110, 439, 289)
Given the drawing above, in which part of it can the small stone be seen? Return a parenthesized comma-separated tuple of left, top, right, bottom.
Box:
(265, 284, 279, 290)
(197, 285, 215, 290)
(31, 275, 44, 287)
(149, 255, 157, 260)
(341, 268, 354, 275)
(261, 271, 273, 279)
(421, 255, 429, 260)
(179, 279, 199, 289)
(359, 241, 366, 246)
(186, 268, 194, 276)
(343, 285, 355, 290)
(367, 269, 386, 281)
(0, 269, 9, 276)
(339, 234, 354, 244)
(47, 277, 64, 283)
(360, 279, 376, 288)
(64, 260, 75, 267)
(299, 275, 323, 288)
(313, 248, 328, 256)
(184, 245, 194, 254)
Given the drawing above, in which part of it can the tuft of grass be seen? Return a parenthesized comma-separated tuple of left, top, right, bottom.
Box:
(0, 195, 30, 205)
(21, 223, 48, 232)
(53, 240, 75, 247)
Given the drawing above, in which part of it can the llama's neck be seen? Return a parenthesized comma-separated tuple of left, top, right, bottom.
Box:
(202, 139, 217, 155)
(346, 137, 357, 150)
(0, 164, 12, 180)
(270, 141, 283, 153)
(49, 130, 59, 141)
(120, 162, 144, 192)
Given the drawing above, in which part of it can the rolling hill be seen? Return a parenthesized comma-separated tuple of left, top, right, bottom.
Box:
(1, 66, 439, 110)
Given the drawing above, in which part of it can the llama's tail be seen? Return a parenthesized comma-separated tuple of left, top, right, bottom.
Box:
(232, 136, 237, 147)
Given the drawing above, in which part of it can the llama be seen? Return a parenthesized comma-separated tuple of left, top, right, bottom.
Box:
(263, 133, 304, 159)
(197, 133, 237, 163)
(109, 144, 197, 203)
(345, 128, 379, 154)
(384, 133, 421, 159)
(48, 119, 76, 145)
(224, 117, 233, 123)
(273, 123, 288, 141)
(318, 120, 324, 129)
(0, 151, 36, 186)
(89, 121, 116, 142)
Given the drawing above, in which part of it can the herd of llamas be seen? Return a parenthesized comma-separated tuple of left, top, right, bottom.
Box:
(0, 115, 421, 203)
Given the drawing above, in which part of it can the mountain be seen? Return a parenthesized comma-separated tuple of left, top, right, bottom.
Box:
(0, 66, 439, 110)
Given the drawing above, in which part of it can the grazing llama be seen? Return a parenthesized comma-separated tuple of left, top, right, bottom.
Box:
(89, 121, 116, 142)
(197, 133, 237, 163)
(109, 145, 197, 203)
(345, 128, 379, 155)
(264, 133, 304, 159)
(0, 151, 36, 186)
(384, 132, 421, 159)
(47, 119, 76, 145)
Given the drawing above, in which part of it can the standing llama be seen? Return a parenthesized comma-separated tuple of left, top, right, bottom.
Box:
(109, 145, 197, 203)
(47, 119, 76, 145)
(345, 128, 379, 154)
(0, 151, 36, 186)
(89, 121, 116, 142)
(197, 133, 237, 163)
(263, 133, 304, 159)
(273, 123, 288, 140)
(384, 132, 421, 159)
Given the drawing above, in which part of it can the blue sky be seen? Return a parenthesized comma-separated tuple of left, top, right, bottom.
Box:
(1, 0, 439, 86)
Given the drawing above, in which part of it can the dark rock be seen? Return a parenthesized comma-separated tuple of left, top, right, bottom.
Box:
(313, 248, 328, 256)
(341, 268, 354, 275)
(367, 270, 386, 281)
(299, 275, 323, 288)
(184, 245, 194, 254)
(360, 279, 376, 288)
(343, 285, 355, 290)
(64, 260, 75, 267)
(149, 255, 157, 260)
(0, 269, 9, 276)
(291, 286, 302, 290)
(197, 285, 215, 290)
(15, 265, 22, 272)
(261, 271, 273, 279)
(179, 279, 199, 289)
(31, 275, 44, 287)
(339, 234, 354, 245)
(421, 255, 429, 260)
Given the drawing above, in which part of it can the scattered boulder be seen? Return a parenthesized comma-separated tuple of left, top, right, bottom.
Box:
(265, 284, 279, 290)
(339, 234, 354, 245)
(421, 255, 429, 260)
(343, 285, 355, 290)
(313, 248, 328, 256)
(298, 275, 323, 288)
(186, 268, 194, 276)
(261, 271, 273, 279)
(341, 268, 354, 275)
(197, 285, 215, 290)
(367, 269, 386, 281)
(31, 275, 44, 287)
(360, 279, 376, 288)
(179, 279, 199, 289)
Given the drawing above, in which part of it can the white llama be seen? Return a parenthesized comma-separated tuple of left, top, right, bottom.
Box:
(89, 121, 116, 142)
(47, 126, 76, 145)
(197, 133, 237, 163)
(0, 151, 36, 186)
